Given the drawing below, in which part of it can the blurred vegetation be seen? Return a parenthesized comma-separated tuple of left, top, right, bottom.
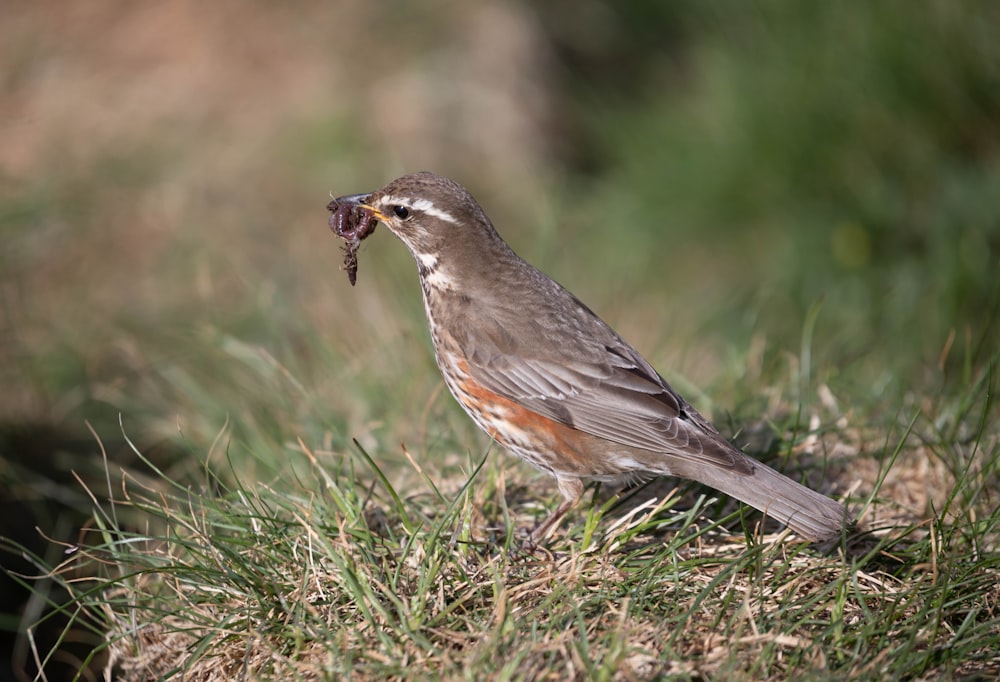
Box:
(2, 0, 997, 450)
(0, 1, 998, 678)
(549, 1, 1000, 391)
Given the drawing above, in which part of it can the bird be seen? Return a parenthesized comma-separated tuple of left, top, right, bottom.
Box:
(328, 171, 850, 544)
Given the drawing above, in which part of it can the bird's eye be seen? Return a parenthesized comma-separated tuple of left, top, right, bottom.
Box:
(392, 205, 410, 219)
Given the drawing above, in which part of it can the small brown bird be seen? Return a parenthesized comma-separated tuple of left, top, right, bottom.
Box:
(329, 172, 849, 543)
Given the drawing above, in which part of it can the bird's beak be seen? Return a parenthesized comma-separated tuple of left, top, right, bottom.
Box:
(327, 192, 388, 222)
(330, 192, 370, 208)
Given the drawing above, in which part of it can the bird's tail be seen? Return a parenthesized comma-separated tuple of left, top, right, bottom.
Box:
(673, 453, 850, 541)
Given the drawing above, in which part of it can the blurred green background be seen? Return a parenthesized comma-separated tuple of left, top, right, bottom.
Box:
(1, 0, 998, 673)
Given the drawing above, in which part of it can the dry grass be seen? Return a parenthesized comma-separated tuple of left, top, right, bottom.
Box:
(36, 376, 996, 680)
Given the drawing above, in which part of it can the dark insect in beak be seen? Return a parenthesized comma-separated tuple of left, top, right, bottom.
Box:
(327, 195, 378, 286)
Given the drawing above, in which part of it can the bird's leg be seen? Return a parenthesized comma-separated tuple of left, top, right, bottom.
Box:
(524, 477, 584, 549)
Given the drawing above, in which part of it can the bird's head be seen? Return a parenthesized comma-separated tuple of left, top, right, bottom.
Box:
(330, 172, 508, 281)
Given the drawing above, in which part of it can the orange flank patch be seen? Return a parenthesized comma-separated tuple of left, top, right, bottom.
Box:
(450, 359, 592, 473)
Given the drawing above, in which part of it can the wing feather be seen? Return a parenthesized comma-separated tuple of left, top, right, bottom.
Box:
(463, 326, 739, 469)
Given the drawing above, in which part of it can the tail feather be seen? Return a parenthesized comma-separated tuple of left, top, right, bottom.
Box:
(672, 454, 849, 541)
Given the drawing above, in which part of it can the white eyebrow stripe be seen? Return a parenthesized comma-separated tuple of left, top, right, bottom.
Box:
(378, 195, 458, 225)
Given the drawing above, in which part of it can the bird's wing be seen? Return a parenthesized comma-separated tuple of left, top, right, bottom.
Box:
(463, 323, 743, 470)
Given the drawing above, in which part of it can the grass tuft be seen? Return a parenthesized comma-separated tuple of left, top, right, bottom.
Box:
(15, 365, 998, 681)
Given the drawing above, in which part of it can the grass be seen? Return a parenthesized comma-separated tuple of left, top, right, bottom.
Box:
(2, 2, 999, 680)
(10, 345, 997, 680)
